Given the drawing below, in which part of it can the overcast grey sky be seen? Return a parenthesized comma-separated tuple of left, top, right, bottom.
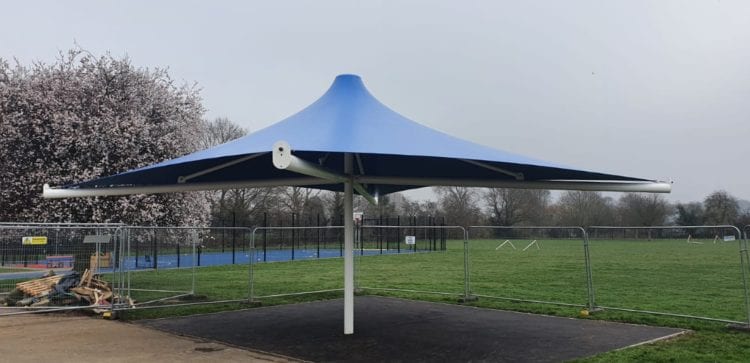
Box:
(2, 1, 748, 202)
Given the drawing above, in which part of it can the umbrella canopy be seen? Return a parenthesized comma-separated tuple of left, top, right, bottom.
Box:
(42, 74, 670, 336)
(44, 74, 669, 199)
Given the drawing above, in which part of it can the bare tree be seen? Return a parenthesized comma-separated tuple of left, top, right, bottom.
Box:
(196, 117, 279, 227)
(736, 209, 750, 227)
(555, 191, 615, 227)
(354, 194, 397, 220)
(280, 187, 320, 216)
(212, 187, 280, 227)
(197, 117, 246, 149)
(323, 191, 344, 224)
(617, 193, 672, 226)
(435, 187, 482, 227)
(485, 188, 550, 226)
(675, 202, 705, 226)
(396, 195, 425, 216)
(703, 190, 739, 225)
(302, 195, 327, 219)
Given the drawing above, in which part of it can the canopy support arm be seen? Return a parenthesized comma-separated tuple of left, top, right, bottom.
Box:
(355, 176, 672, 193)
(177, 152, 266, 183)
(272, 141, 378, 205)
(461, 159, 524, 180)
(355, 153, 366, 175)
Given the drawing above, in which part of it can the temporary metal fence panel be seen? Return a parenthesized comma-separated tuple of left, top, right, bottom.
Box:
(0, 223, 122, 315)
(587, 225, 749, 326)
(117, 226, 252, 309)
(248, 224, 453, 302)
(8, 221, 747, 327)
(249, 226, 346, 301)
(467, 226, 592, 309)
(358, 216, 447, 253)
(357, 223, 447, 256)
(355, 225, 467, 299)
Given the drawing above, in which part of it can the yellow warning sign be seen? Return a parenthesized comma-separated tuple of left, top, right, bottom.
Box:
(22, 236, 47, 245)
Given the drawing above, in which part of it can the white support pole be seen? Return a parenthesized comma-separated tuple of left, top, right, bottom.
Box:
(344, 153, 354, 335)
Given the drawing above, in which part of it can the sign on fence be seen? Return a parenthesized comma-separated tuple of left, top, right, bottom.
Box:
(21, 236, 47, 245)
(405, 236, 416, 245)
(83, 235, 112, 244)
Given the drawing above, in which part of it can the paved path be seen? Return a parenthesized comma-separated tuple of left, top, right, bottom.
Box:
(0, 312, 297, 363)
(140, 296, 686, 362)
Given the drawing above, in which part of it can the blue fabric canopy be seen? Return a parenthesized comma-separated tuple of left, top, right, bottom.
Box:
(65, 74, 651, 196)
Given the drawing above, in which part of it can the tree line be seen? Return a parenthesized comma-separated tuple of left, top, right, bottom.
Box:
(1, 49, 748, 229)
(431, 187, 749, 228)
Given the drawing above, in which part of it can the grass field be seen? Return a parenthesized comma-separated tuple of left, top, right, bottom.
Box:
(112, 238, 750, 361)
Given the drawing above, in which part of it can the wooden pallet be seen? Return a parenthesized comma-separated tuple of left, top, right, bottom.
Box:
(16, 275, 63, 297)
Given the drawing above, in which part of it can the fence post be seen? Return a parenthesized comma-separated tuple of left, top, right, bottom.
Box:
(397, 216, 401, 253)
(432, 217, 436, 251)
(197, 243, 202, 267)
(191, 230, 196, 295)
(306, 216, 311, 251)
(232, 212, 237, 264)
(741, 226, 750, 328)
(291, 213, 296, 261)
(279, 218, 284, 259)
(582, 228, 597, 311)
(362, 222, 365, 256)
(385, 216, 390, 252)
(379, 215, 383, 254)
(263, 213, 268, 262)
(413, 216, 417, 253)
(461, 227, 474, 302)
(127, 228, 133, 299)
(249, 227, 256, 302)
(21, 236, 30, 268)
(442, 217, 446, 250)
(431, 216, 436, 251)
(339, 214, 343, 257)
(317, 214, 321, 258)
(152, 231, 158, 270)
(134, 233, 139, 269)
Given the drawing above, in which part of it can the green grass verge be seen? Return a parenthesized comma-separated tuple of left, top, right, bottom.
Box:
(115, 238, 750, 361)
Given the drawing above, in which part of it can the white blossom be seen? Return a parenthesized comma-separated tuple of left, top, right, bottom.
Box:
(0, 49, 208, 226)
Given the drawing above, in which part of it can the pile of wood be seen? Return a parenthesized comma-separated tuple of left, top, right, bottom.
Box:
(70, 269, 113, 308)
(16, 275, 63, 297)
(5, 269, 129, 312)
